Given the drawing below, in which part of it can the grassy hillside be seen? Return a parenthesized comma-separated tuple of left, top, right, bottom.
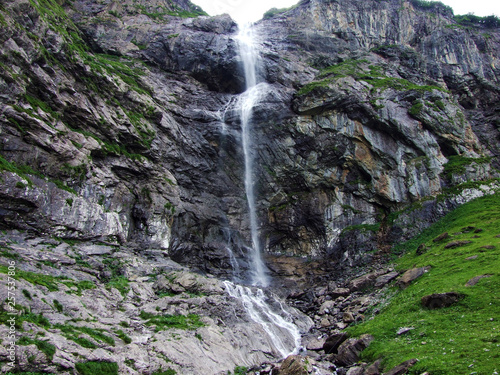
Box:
(348, 192, 500, 374)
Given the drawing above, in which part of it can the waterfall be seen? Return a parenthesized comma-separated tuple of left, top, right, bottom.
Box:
(220, 22, 305, 360)
(236, 23, 269, 288)
(224, 281, 302, 358)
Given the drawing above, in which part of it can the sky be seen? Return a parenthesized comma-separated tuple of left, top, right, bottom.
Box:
(191, 0, 500, 24)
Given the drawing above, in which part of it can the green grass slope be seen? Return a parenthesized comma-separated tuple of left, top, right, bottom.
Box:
(348, 192, 500, 374)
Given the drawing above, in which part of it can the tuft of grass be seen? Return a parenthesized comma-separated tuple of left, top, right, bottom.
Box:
(0, 266, 95, 295)
(54, 323, 115, 347)
(115, 329, 132, 344)
(139, 311, 205, 331)
(0, 305, 50, 330)
(348, 192, 500, 374)
(53, 299, 63, 313)
(441, 155, 492, 179)
(75, 361, 118, 375)
(106, 275, 130, 297)
(18, 336, 56, 360)
(152, 369, 177, 375)
(297, 59, 446, 96)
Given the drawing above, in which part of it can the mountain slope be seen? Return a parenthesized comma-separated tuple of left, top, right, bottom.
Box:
(348, 191, 500, 374)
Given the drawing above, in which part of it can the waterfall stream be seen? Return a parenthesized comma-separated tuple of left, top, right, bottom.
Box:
(236, 23, 269, 288)
(222, 23, 304, 359)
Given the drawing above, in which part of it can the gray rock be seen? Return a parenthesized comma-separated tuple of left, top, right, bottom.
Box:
(374, 272, 399, 288)
(383, 358, 418, 375)
(323, 332, 349, 354)
(335, 334, 374, 367)
(398, 267, 431, 288)
(466, 274, 492, 286)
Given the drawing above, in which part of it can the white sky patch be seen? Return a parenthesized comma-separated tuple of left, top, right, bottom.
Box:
(191, 0, 500, 24)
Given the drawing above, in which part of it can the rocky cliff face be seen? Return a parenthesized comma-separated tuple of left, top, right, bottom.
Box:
(0, 0, 499, 278)
(1, 0, 500, 373)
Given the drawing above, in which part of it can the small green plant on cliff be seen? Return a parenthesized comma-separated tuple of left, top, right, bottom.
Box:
(114, 329, 132, 344)
(297, 59, 446, 96)
(340, 223, 381, 237)
(441, 155, 492, 179)
(54, 323, 115, 348)
(18, 337, 56, 360)
(152, 369, 177, 375)
(454, 13, 500, 28)
(75, 361, 119, 375)
(408, 0, 452, 13)
(408, 101, 424, 117)
(263, 4, 297, 19)
(139, 311, 205, 331)
(232, 366, 248, 375)
(348, 192, 500, 374)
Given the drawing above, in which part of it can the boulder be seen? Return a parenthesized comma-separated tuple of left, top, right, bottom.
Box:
(335, 334, 374, 367)
(305, 336, 326, 351)
(278, 355, 309, 375)
(374, 272, 399, 288)
(365, 359, 382, 375)
(331, 288, 351, 297)
(421, 292, 464, 309)
(444, 240, 472, 249)
(343, 312, 355, 323)
(347, 367, 365, 375)
(319, 300, 336, 315)
(348, 272, 381, 291)
(465, 274, 492, 287)
(398, 267, 430, 288)
(383, 358, 418, 375)
(432, 233, 450, 242)
(323, 332, 349, 354)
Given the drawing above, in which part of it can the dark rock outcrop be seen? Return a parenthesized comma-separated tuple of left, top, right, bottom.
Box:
(334, 334, 374, 367)
(421, 292, 465, 309)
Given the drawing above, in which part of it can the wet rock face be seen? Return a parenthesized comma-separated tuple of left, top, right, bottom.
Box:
(0, 0, 499, 274)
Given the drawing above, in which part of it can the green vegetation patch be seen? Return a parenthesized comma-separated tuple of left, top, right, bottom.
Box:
(0, 265, 95, 295)
(0, 305, 50, 330)
(348, 192, 500, 374)
(18, 336, 56, 360)
(441, 155, 492, 179)
(152, 369, 177, 375)
(454, 14, 500, 28)
(409, 0, 453, 13)
(75, 361, 118, 375)
(139, 311, 205, 331)
(0, 153, 77, 194)
(115, 329, 132, 344)
(263, 4, 297, 19)
(297, 59, 446, 96)
(341, 223, 381, 236)
(106, 275, 130, 297)
(54, 323, 115, 348)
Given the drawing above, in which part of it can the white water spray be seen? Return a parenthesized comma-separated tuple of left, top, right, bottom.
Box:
(236, 23, 269, 287)
(224, 281, 302, 358)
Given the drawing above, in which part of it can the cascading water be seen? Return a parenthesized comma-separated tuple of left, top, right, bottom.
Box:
(223, 281, 302, 358)
(221, 23, 305, 359)
(236, 23, 269, 288)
